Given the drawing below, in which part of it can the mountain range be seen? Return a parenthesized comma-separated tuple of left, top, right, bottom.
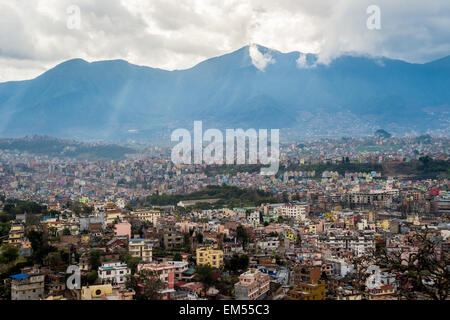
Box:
(0, 45, 449, 141)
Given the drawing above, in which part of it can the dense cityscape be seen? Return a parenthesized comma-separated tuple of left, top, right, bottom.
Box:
(0, 132, 448, 300)
(0, 1, 449, 313)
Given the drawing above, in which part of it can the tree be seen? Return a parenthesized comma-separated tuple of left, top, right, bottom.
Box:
(0, 244, 19, 264)
(43, 251, 63, 266)
(173, 252, 182, 261)
(196, 232, 204, 244)
(195, 264, 216, 291)
(183, 232, 191, 251)
(224, 254, 249, 274)
(124, 254, 141, 274)
(86, 270, 98, 285)
(354, 229, 449, 300)
(236, 225, 249, 246)
(27, 230, 57, 264)
(89, 250, 103, 270)
(127, 270, 164, 300)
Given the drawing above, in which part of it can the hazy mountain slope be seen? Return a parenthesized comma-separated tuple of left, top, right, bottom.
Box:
(0, 45, 448, 140)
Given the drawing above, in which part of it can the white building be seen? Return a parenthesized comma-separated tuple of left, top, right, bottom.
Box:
(98, 262, 130, 285)
(248, 211, 260, 227)
(257, 237, 280, 251)
(276, 203, 309, 221)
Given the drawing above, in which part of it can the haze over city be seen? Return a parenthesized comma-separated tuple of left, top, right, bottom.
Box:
(0, 0, 448, 308)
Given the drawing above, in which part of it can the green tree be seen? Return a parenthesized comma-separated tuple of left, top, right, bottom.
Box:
(124, 254, 141, 274)
(196, 232, 204, 244)
(224, 254, 249, 274)
(173, 252, 182, 261)
(43, 251, 63, 266)
(89, 250, 103, 270)
(236, 225, 249, 246)
(86, 270, 98, 285)
(127, 270, 164, 300)
(195, 264, 216, 291)
(0, 244, 19, 264)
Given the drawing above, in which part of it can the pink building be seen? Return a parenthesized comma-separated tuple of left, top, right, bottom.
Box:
(137, 262, 175, 289)
(114, 222, 131, 238)
(234, 270, 270, 300)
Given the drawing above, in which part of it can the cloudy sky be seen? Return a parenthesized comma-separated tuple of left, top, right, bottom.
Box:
(1, 0, 449, 81)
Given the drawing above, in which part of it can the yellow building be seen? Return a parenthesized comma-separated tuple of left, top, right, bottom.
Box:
(308, 224, 317, 234)
(128, 238, 153, 261)
(196, 246, 223, 268)
(286, 280, 326, 300)
(8, 223, 24, 245)
(131, 209, 161, 226)
(376, 219, 390, 230)
(81, 284, 134, 300)
(81, 284, 113, 299)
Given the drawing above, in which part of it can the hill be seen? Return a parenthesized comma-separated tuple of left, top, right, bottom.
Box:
(0, 45, 449, 140)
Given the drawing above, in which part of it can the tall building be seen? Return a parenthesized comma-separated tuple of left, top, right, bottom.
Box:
(129, 238, 153, 261)
(287, 265, 325, 300)
(131, 209, 161, 226)
(234, 269, 270, 300)
(98, 262, 130, 285)
(10, 272, 45, 300)
(196, 246, 223, 268)
(276, 203, 309, 221)
(7, 223, 24, 245)
(163, 225, 184, 249)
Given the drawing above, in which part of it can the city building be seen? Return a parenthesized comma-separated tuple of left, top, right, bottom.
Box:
(234, 269, 270, 300)
(196, 246, 224, 268)
(129, 238, 153, 261)
(98, 262, 130, 285)
(10, 272, 45, 300)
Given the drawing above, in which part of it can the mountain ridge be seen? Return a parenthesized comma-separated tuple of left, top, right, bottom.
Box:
(0, 45, 449, 141)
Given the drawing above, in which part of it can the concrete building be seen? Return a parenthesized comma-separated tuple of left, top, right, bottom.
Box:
(163, 226, 184, 249)
(7, 223, 24, 245)
(10, 272, 45, 300)
(196, 247, 224, 268)
(234, 269, 270, 300)
(114, 221, 131, 238)
(98, 262, 130, 285)
(137, 262, 176, 289)
(129, 238, 153, 262)
(276, 203, 309, 221)
(131, 209, 161, 226)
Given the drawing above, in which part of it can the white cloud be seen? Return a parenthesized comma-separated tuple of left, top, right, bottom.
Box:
(249, 44, 274, 71)
(0, 0, 448, 81)
(296, 53, 317, 69)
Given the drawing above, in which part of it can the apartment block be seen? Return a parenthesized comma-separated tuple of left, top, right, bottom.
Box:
(98, 262, 130, 285)
(196, 247, 224, 268)
(10, 272, 45, 300)
(234, 269, 270, 300)
(129, 238, 153, 262)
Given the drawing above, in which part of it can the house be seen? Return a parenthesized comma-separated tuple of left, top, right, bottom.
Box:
(81, 284, 135, 300)
(114, 221, 131, 238)
(98, 262, 130, 285)
(137, 262, 176, 289)
(129, 238, 153, 261)
(10, 272, 45, 300)
(196, 246, 223, 268)
(234, 269, 270, 300)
